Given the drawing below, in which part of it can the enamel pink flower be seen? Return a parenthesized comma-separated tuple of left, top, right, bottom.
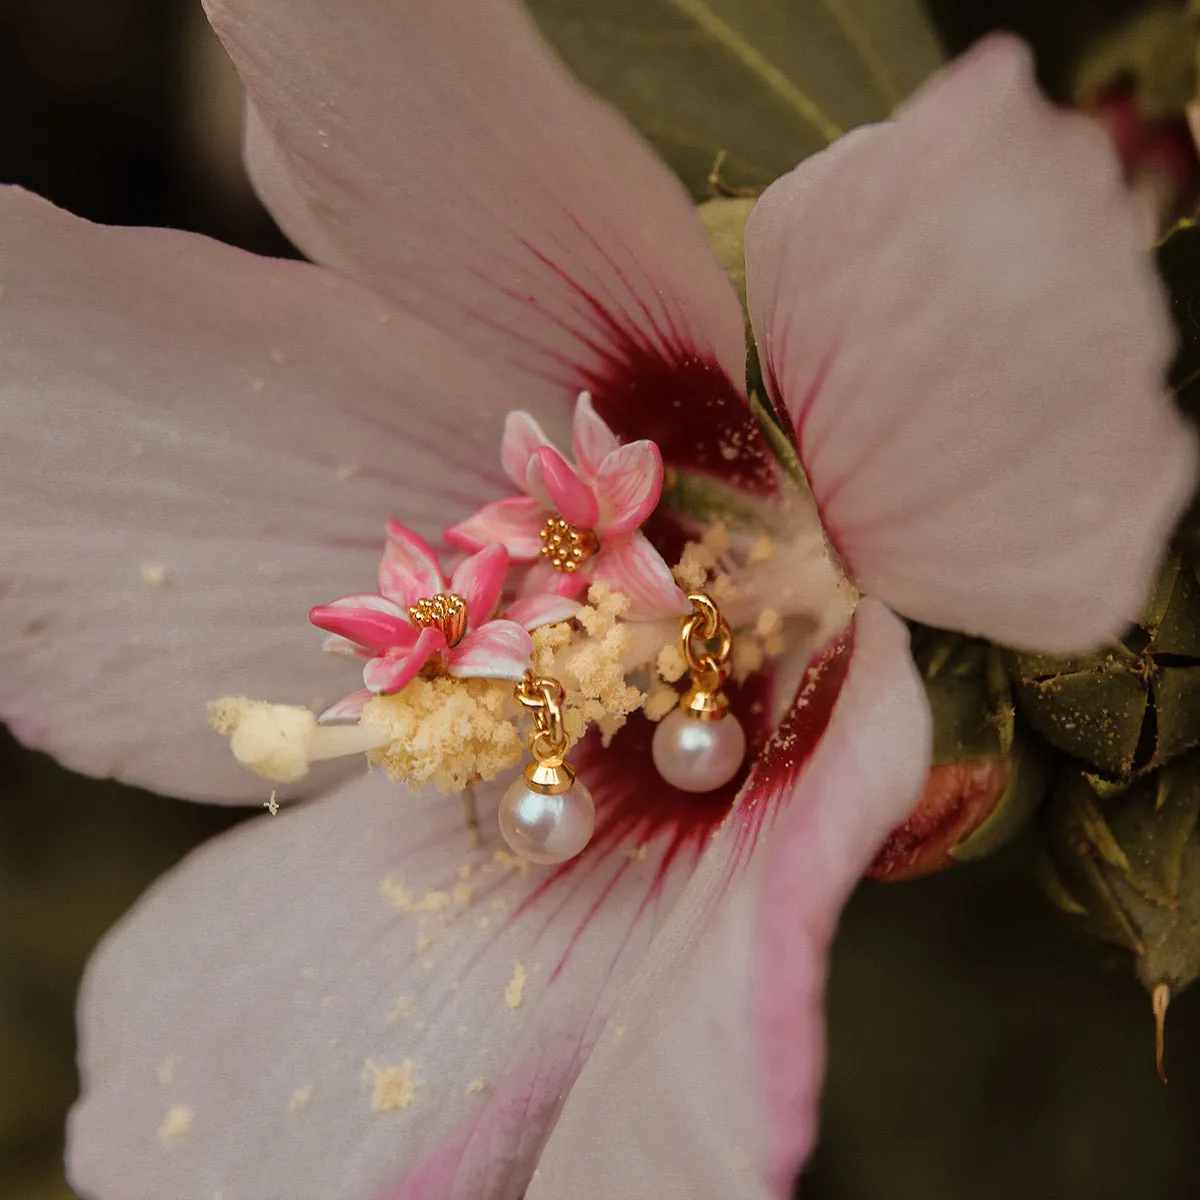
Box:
(0, 4, 1193, 1200)
(446, 394, 687, 618)
(309, 520, 577, 714)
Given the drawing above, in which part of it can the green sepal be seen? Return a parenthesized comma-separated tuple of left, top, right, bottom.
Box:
(1006, 643, 1147, 777)
(1041, 758, 1200, 990)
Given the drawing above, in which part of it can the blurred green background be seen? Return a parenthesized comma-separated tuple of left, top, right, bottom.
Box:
(2, 1, 1198, 1197)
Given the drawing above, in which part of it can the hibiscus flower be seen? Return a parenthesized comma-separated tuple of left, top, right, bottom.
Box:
(0, 3, 1192, 1199)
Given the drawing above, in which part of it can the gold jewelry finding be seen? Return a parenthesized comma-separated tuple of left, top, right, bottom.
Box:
(539, 516, 600, 574)
(514, 671, 576, 794)
(408, 592, 468, 646)
(678, 592, 733, 722)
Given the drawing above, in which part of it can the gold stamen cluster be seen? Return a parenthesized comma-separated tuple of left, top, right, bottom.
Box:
(539, 516, 599, 574)
(408, 592, 468, 647)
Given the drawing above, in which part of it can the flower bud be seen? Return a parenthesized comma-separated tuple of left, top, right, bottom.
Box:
(868, 629, 1048, 882)
(1006, 555, 1200, 783)
(1039, 755, 1200, 1003)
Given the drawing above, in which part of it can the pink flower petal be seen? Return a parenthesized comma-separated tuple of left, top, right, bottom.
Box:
(532, 446, 600, 527)
(444, 496, 547, 560)
(744, 35, 1197, 652)
(503, 594, 582, 630)
(448, 544, 509, 630)
(593, 440, 664, 538)
(571, 390, 620, 475)
(500, 410, 554, 491)
(517, 560, 590, 602)
(527, 600, 929, 1198)
(318, 688, 373, 723)
(308, 595, 414, 657)
(0, 187, 517, 803)
(204, 0, 757, 487)
(378, 521, 446, 609)
(589, 532, 689, 620)
(362, 626, 447, 694)
(68, 762, 725, 1199)
(447, 620, 534, 680)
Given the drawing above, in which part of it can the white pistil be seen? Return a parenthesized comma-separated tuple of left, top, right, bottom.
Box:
(209, 697, 391, 783)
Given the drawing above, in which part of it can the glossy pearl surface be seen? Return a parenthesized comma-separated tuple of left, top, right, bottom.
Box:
(498, 777, 596, 865)
(651, 709, 746, 793)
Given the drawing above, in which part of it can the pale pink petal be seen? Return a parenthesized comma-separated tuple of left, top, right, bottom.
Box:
(500, 411, 555, 491)
(589, 532, 689, 619)
(571, 391, 621, 475)
(532, 446, 600, 527)
(503, 594, 582, 630)
(745, 35, 1196, 652)
(68, 752, 734, 1199)
(318, 688, 373, 724)
(517, 560, 590, 602)
(593, 441, 664, 538)
(0, 188, 519, 803)
(203, 0, 769, 494)
(528, 601, 929, 1199)
(321, 632, 369, 660)
(362, 626, 447, 694)
(445, 496, 547, 560)
(448, 544, 508, 630)
(378, 521, 446, 608)
(447, 621, 534, 680)
(308, 600, 416, 658)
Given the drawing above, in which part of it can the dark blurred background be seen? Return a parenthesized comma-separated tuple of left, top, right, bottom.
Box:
(2, 1, 1198, 1198)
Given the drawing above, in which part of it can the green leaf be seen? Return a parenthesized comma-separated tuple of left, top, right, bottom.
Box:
(523, 0, 945, 196)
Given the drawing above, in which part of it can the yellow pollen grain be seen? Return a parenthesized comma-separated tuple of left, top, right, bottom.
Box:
(643, 682, 679, 722)
(466, 1080, 487, 1095)
(388, 996, 416, 1024)
(287, 1086, 314, 1114)
(139, 562, 170, 587)
(764, 633, 786, 658)
(710, 571, 739, 606)
(747, 535, 776, 565)
(702, 521, 730, 555)
(623, 844, 648, 861)
(732, 636, 765, 683)
(364, 1060, 418, 1112)
(505, 961, 528, 1010)
(335, 463, 361, 481)
(452, 882, 475, 905)
(476, 915, 492, 930)
(365, 678, 522, 793)
(158, 1105, 193, 1147)
(755, 609, 783, 639)
(456, 864, 473, 880)
(493, 850, 531, 876)
(656, 644, 687, 683)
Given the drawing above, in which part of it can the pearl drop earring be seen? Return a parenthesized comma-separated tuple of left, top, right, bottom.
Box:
(651, 592, 747, 793)
(498, 672, 596, 865)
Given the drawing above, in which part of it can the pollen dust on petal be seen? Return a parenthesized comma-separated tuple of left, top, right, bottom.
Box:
(504, 961, 528, 1010)
(363, 1059, 419, 1112)
(158, 1105, 193, 1147)
(139, 562, 170, 588)
(643, 682, 679, 722)
(156, 1055, 177, 1085)
(492, 849, 530, 876)
(466, 1079, 487, 1095)
(388, 995, 416, 1025)
(287, 1085, 314, 1114)
(365, 678, 522, 793)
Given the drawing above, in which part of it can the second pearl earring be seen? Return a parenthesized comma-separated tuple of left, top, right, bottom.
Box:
(651, 593, 747, 793)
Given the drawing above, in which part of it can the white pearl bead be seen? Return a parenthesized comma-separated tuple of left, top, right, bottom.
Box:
(651, 709, 746, 793)
(498, 777, 596, 865)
